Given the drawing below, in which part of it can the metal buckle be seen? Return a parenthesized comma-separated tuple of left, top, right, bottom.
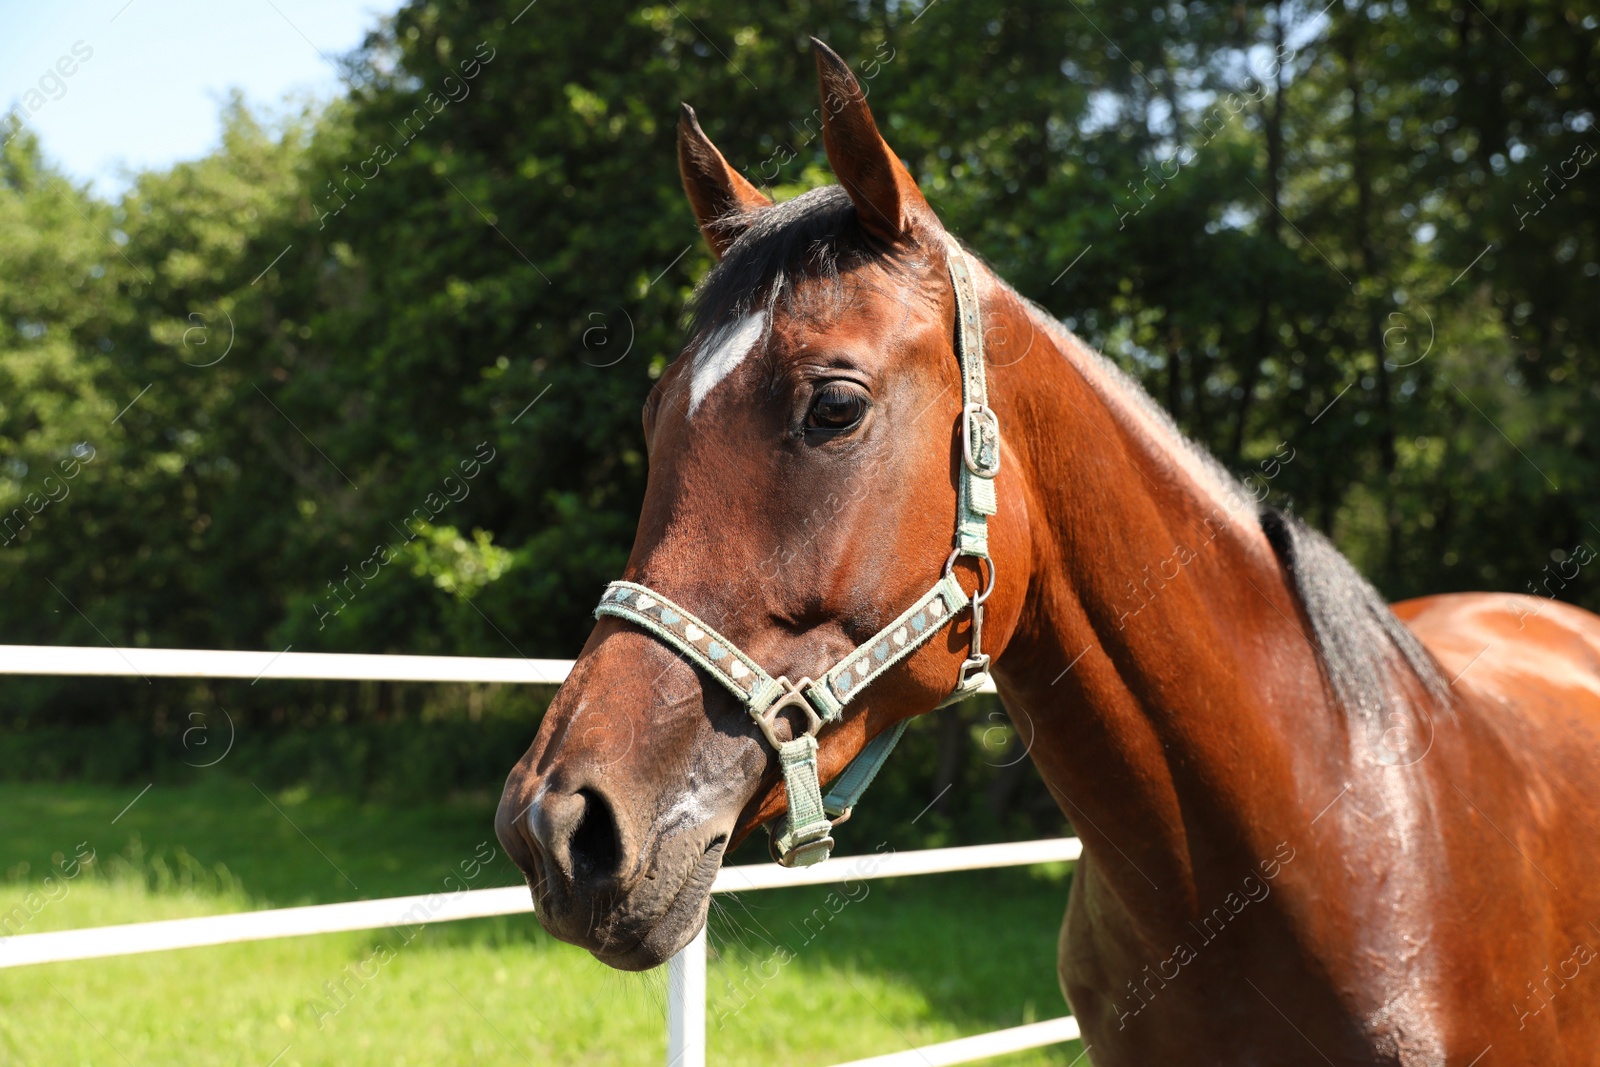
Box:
(769, 830, 836, 867)
(962, 402, 1002, 478)
(780, 836, 835, 867)
(957, 651, 991, 689)
(753, 676, 823, 749)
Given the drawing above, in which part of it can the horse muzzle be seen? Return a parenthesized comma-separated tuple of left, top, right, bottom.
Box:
(495, 771, 730, 970)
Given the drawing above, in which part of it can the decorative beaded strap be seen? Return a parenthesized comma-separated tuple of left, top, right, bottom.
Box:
(811, 574, 969, 718)
(596, 582, 784, 712)
(596, 574, 968, 867)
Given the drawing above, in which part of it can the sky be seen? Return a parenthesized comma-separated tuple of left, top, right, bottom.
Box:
(0, 0, 407, 197)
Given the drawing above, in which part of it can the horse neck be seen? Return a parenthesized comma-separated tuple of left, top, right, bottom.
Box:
(979, 275, 1346, 925)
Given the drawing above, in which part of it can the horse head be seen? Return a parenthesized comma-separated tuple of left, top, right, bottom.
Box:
(494, 40, 1028, 970)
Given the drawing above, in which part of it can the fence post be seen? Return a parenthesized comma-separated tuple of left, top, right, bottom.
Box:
(666, 925, 707, 1067)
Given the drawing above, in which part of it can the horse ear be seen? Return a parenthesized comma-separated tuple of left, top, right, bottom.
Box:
(678, 103, 772, 259)
(812, 38, 930, 244)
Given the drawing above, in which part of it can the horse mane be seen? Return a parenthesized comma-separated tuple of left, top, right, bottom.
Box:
(686, 185, 913, 347)
(1259, 509, 1453, 719)
(686, 184, 1451, 725)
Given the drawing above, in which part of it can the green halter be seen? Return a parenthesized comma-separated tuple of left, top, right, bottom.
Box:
(593, 235, 1001, 867)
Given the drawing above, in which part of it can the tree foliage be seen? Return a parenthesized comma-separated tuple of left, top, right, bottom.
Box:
(2, 0, 1597, 732)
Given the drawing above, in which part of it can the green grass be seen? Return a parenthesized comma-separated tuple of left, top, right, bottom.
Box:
(0, 781, 1081, 1065)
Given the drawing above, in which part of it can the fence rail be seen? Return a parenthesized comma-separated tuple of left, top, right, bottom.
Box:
(0, 643, 573, 684)
(0, 642, 998, 691)
(0, 645, 1059, 1067)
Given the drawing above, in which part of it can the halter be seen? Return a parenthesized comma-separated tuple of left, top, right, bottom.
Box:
(593, 235, 1001, 867)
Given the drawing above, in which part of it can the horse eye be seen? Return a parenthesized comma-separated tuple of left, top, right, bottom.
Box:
(805, 382, 869, 431)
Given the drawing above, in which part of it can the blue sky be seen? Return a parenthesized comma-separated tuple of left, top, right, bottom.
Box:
(0, 0, 406, 196)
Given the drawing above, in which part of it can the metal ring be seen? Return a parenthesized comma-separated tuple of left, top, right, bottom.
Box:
(943, 549, 997, 605)
(753, 677, 823, 749)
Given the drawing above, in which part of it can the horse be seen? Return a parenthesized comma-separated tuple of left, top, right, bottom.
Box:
(495, 39, 1600, 1065)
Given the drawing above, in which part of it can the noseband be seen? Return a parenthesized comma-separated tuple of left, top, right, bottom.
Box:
(592, 235, 1002, 867)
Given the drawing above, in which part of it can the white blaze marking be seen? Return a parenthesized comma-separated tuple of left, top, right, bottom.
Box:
(689, 311, 766, 416)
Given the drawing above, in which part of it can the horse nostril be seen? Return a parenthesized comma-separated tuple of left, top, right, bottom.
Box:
(570, 787, 622, 880)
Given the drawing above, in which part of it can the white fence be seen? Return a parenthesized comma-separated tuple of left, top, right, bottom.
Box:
(0, 645, 1080, 1066)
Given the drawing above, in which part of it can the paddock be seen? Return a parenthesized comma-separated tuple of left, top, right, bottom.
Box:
(0, 643, 1082, 1066)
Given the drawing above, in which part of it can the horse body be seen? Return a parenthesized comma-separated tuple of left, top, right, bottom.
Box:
(982, 277, 1600, 1062)
(495, 41, 1600, 1064)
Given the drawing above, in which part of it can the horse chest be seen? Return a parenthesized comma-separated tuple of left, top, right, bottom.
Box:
(1051, 852, 1547, 1065)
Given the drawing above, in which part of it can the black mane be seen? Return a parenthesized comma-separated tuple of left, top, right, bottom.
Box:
(686, 185, 901, 345)
(1261, 507, 1452, 724)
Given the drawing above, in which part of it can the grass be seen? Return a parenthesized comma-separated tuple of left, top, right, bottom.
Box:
(0, 780, 1082, 1065)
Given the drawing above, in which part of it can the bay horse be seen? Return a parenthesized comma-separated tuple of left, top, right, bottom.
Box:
(496, 39, 1600, 1065)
